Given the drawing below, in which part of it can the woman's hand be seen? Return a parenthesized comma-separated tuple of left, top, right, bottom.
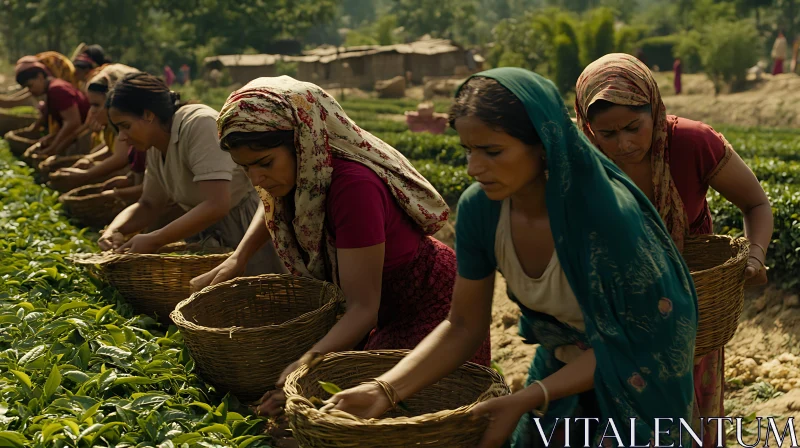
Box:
(189, 255, 246, 293)
(326, 381, 393, 419)
(98, 229, 125, 251)
(73, 157, 94, 170)
(744, 256, 768, 287)
(115, 232, 164, 254)
(470, 394, 531, 448)
(254, 352, 324, 417)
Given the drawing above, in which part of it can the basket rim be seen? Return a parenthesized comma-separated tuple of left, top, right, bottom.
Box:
(68, 245, 232, 266)
(284, 350, 509, 427)
(59, 182, 122, 203)
(685, 234, 749, 276)
(170, 273, 344, 334)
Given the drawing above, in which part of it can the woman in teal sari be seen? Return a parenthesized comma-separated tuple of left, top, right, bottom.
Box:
(325, 68, 698, 447)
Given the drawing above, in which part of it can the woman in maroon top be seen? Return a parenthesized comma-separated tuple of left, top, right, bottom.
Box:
(190, 77, 491, 415)
(14, 56, 90, 157)
(575, 53, 773, 448)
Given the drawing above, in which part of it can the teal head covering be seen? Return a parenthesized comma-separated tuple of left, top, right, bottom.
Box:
(457, 68, 699, 445)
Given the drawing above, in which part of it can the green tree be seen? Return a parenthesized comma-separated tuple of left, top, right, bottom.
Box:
(580, 7, 616, 65)
(552, 17, 582, 93)
(391, 0, 480, 43)
(700, 20, 761, 93)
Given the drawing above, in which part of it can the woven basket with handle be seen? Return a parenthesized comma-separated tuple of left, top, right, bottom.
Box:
(3, 128, 38, 157)
(685, 234, 749, 359)
(170, 274, 345, 403)
(70, 242, 231, 322)
(284, 350, 510, 448)
(0, 111, 36, 136)
(59, 179, 132, 228)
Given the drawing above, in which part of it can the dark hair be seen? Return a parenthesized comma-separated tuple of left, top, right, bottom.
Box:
(74, 44, 110, 69)
(106, 72, 185, 125)
(220, 131, 296, 152)
(586, 99, 652, 122)
(87, 83, 109, 94)
(448, 76, 541, 146)
(16, 67, 46, 86)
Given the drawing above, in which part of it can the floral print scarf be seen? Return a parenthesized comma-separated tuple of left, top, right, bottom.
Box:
(217, 76, 449, 283)
(574, 53, 689, 251)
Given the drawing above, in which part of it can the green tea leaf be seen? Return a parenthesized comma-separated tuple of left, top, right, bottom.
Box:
(319, 381, 342, 395)
(55, 301, 90, 316)
(0, 431, 27, 448)
(43, 364, 62, 400)
(198, 423, 233, 437)
(41, 422, 64, 443)
(8, 371, 31, 389)
(94, 304, 114, 323)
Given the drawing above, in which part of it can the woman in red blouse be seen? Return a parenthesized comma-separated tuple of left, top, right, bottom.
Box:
(575, 53, 774, 448)
(14, 56, 90, 157)
(190, 77, 491, 415)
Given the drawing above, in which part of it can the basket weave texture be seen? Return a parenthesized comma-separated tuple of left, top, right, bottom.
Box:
(3, 128, 38, 156)
(171, 274, 345, 403)
(685, 235, 749, 359)
(0, 112, 36, 136)
(59, 179, 131, 228)
(70, 242, 231, 321)
(285, 350, 510, 448)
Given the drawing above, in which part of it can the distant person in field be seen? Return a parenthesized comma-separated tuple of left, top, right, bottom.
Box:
(673, 57, 682, 95)
(164, 65, 176, 86)
(190, 76, 492, 417)
(575, 53, 774, 448)
(792, 37, 800, 73)
(96, 72, 285, 280)
(772, 30, 788, 75)
(180, 64, 191, 84)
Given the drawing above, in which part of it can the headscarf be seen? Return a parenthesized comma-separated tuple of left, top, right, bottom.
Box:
(574, 53, 689, 251)
(14, 56, 50, 79)
(34, 52, 77, 87)
(217, 76, 450, 283)
(87, 64, 140, 92)
(466, 68, 698, 445)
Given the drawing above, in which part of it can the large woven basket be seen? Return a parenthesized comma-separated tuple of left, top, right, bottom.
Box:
(37, 154, 85, 182)
(3, 128, 38, 156)
(59, 179, 131, 228)
(70, 242, 232, 322)
(285, 350, 510, 448)
(171, 274, 345, 403)
(0, 110, 36, 136)
(685, 235, 749, 359)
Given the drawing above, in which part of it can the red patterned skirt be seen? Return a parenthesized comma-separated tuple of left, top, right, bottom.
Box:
(363, 236, 492, 366)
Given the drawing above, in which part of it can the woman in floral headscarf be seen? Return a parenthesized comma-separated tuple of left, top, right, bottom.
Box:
(190, 76, 492, 415)
(575, 53, 774, 447)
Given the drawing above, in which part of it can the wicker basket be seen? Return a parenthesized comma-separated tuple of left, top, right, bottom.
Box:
(170, 274, 345, 403)
(3, 128, 38, 157)
(59, 180, 132, 228)
(38, 154, 85, 182)
(70, 242, 232, 322)
(285, 350, 510, 448)
(0, 111, 36, 136)
(685, 235, 749, 359)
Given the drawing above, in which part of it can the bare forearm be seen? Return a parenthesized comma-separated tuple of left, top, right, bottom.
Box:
(743, 203, 774, 255)
(379, 318, 490, 401)
(108, 202, 161, 236)
(307, 305, 378, 355)
(86, 152, 128, 179)
(47, 122, 81, 154)
(148, 200, 227, 248)
(231, 203, 270, 263)
(511, 349, 596, 413)
(114, 185, 143, 203)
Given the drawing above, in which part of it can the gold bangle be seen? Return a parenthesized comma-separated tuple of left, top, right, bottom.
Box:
(531, 380, 549, 417)
(367, 379, 400, 410)
(749, 242, 767, 257)
(748, 256, 766, 270)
